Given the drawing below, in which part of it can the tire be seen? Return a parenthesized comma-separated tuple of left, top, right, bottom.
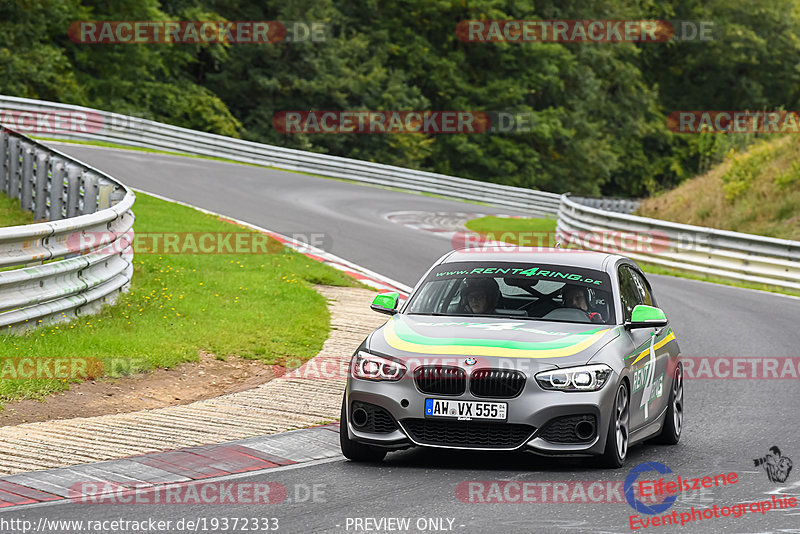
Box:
(651, 362, 683, 445)
(599, 382, 630, 468)
(339, 396, 387, 462)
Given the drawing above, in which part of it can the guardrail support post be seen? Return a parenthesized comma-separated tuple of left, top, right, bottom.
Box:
(7, 137, 20, 198)
(97, 180, 114, 210)
(20, 141, 34, 211)
(81, 172, 99, 215)
(65, 164, 82, 218)
(0, 130, 8, 191)
(48, 157, 66, 220)
(33, 151, 50, 221)
(109, 184, 127, 205)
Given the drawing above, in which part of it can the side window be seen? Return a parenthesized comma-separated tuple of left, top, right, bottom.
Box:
(618, 266, 643, 322)
(630, 269, 654, 307)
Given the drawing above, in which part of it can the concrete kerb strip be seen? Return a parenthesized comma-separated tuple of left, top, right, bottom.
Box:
(0, 195, 410, 509)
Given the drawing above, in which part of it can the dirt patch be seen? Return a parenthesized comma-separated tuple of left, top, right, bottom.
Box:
(0, 352, 276, 427)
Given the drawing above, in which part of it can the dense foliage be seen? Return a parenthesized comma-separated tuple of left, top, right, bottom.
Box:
(2, 0, 799, 196)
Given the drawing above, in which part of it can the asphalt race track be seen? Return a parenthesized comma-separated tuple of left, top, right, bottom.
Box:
(3, 144, 799, 533)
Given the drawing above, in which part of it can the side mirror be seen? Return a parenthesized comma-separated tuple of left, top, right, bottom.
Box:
(371, 292, 399, 315)
(626, 304, 668, 329)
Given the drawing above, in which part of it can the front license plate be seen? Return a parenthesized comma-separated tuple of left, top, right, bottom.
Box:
(425, 398, 507, 420)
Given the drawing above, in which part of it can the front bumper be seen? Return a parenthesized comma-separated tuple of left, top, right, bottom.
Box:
(344, 371, 619, 456)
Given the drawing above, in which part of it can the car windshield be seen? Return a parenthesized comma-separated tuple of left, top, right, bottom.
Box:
(406, 261, 616, 324)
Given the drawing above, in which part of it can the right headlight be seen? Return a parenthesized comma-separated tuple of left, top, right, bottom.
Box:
(350, 351, 406, 381)
(535, 364, 613, 392)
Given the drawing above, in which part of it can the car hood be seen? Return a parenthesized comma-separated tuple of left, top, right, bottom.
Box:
(368, 314, 620, 368)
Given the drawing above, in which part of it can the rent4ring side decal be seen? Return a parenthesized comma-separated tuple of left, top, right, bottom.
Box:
(630, 330, 673, 419)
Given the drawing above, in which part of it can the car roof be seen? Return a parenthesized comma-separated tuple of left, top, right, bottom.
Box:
(442, 247, 628, 271)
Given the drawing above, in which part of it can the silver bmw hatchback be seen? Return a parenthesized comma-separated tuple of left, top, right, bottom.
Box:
(341, 249, 683, 468)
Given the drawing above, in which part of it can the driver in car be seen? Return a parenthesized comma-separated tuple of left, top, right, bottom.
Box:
(462, 278, 500, 314)
(562, 285, 604, 323)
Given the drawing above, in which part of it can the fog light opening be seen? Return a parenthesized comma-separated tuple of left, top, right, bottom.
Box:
(575, 420, 595, 440)
(351, 407, 369, 428)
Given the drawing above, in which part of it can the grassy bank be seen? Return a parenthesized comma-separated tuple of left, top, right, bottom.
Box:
(637, 137, 800, 241)
(0, 191, 359, 406)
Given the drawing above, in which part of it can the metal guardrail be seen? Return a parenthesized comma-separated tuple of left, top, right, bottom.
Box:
(0, 127, 135, 332)
(571, 196, 639, 214)
(0, 96, 562, 217)
(557, 195, 800, 291)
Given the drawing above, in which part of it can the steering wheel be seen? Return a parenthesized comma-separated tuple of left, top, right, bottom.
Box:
(541, 307, 593, 322)
(589, 300, 609, 322)
(561, 307, 592, 320)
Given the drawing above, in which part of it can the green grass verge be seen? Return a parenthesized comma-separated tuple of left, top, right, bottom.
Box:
(465, 215, 557, 245)
(465, 216, 800, 298)
(0, 191, 361, 407)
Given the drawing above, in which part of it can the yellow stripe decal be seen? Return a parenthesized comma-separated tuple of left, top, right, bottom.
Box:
(630, 331, 677, 365)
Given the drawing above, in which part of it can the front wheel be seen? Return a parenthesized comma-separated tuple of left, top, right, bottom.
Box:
(599, 382, 630, 468)
(339, 396, 387, 462)
(651, 362, 683, 445)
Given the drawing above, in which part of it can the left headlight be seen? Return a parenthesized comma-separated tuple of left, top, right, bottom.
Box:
(535, 364, 613, 392)
(351, 351, 406, 381)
